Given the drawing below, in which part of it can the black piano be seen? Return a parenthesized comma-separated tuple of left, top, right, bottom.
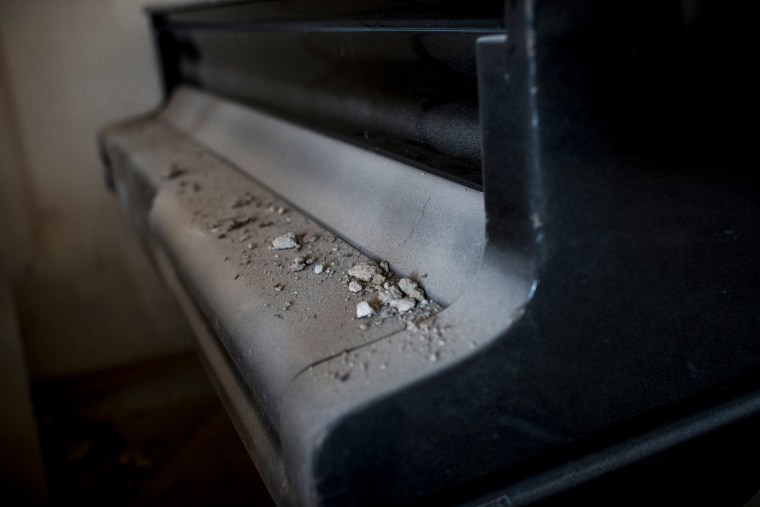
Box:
(100, 1, 760, 505)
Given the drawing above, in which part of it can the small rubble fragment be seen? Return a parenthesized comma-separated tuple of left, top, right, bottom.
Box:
(313, 263, 324, 274)
(377, 285, 403, 304)
(379, 261, 390, 273)
(290, 257, 307, 272)
(356, 301, 375, 319)
(302, 233, 318, 244)
(398, 277, 426, 302)
(348, 281, 363, 293)
(390, 298, 416, 314)
(272, 232, 299, 250)
(348, 262, 377, 282)
(371, 273, 386, 286)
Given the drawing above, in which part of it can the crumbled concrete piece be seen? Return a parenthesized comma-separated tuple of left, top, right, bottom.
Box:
(305, 256, 314, 265)
(371, 273, 386, 286)
(272, 232, 299, 250)
(378, 285, 404, 304)
(379, 261, 390, 273)
(160, 163, 184, 180)
(356, 301, 375, 319)
(290, 257, 307, 272)
(398, 277, 425, 301)
(390, 298, 416, 314)
(397, 277, 418, 294)
(313, 263, 324, 274)
(409, 289, 426, 302)
(348, 262, 377, 282)
(276, 206, 287, 215)
(274, 283, 284, 292)
(359, 323, 369, 331)
(302, 233, 318, 244)
(348, 280, 363, 293)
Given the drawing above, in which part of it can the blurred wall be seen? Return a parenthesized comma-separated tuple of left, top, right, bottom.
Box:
(0, 0, 194, 380)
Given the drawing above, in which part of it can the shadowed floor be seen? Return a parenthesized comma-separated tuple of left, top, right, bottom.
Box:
(32, 351, 274, 506)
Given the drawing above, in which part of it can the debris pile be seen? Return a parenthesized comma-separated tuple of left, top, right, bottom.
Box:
(347, 261, 440, 327)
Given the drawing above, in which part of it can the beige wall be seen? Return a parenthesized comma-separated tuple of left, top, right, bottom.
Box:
(0, 0, 193, 380)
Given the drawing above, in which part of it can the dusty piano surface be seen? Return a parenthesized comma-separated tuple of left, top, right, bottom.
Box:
(101, 1, 760, 506)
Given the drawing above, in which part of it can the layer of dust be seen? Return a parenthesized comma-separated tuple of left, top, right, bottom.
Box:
(120, 121, 455, 383)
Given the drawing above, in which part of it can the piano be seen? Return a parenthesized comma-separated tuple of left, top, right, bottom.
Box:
(99, 1, 760, 505)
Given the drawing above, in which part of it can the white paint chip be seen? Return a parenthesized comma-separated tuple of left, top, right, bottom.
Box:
(348, 262, 376, 282)
(356, 301, 375, 319)
(390, 298, 416, 314)
(398, 277, 425, 301)
(272, 232, 299, 250)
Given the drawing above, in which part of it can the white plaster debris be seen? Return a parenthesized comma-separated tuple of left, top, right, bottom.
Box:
(377, 285, 403, 304)
(398, 277, 425, 302)
(356, 301, 375, 319)
(271, 232, 299, 250)
(290, 257, 307, 272)
(348, 280, 363, 293)
(347, 262, 377, 282)
(371, 273, 386, 286)
(390, 298, 416, 314)
(397, 277, 417, 293)
(313, 263, 324, 274)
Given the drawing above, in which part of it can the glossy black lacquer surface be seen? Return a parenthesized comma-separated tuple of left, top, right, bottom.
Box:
(151, 0, 505, 188)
